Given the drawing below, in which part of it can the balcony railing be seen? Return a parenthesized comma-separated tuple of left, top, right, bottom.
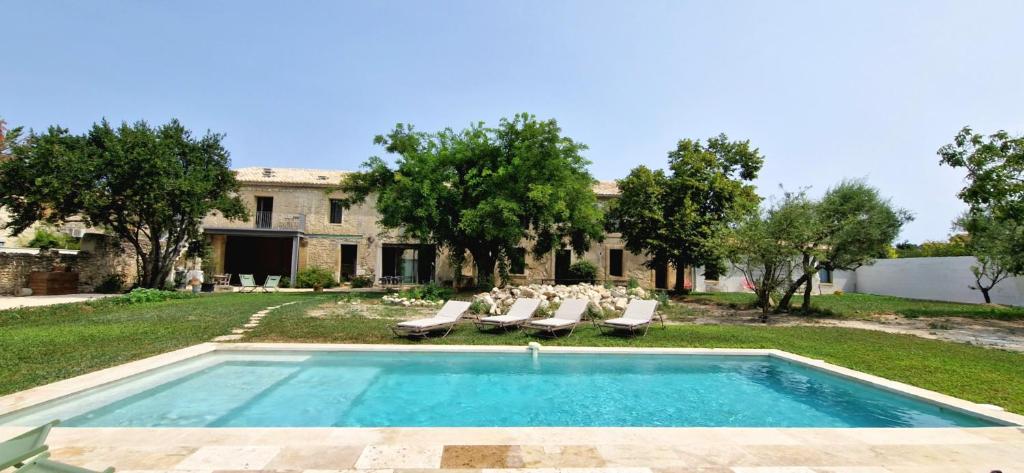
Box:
(203, 211, 307, 232)
(253, 211, 306, 231)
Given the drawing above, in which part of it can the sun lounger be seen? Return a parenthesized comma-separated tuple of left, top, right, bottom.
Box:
(391, 300, 472, 338)
(14, 452, 114, 473)
(522, 298, 588, 337)
(0, 420, 58, 470)
(474, 298, 542, 331)
(238, 274, 258, 293)
(597, 299, 663, 336)
(260, 275, 281, 292)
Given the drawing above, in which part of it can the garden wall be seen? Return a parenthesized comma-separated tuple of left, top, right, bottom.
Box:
(852, 256, 1024, 306)
(0, 234, 138, 295)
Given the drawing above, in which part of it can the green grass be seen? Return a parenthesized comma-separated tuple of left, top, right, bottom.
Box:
(0, 292, 326, 396)
(684, 291, 1024, 320)
(245, 297, 1024, 414)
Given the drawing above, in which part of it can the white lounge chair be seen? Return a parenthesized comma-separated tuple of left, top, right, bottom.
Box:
(474, 298, 542, 331)
(522, 298, 588, 337)
(238, 274, 258, 293)
(391, 300, 472, 338)
(597, 299, 663, 336)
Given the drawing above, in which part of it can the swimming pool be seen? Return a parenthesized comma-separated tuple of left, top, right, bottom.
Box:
(0, 348, 1006, 428)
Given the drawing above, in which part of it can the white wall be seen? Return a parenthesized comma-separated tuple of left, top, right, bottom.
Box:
(853, 256, 1024, 306)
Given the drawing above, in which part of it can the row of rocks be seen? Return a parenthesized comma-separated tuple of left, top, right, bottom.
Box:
(473, 283, 653, 315)
(381, 294, 446, 307)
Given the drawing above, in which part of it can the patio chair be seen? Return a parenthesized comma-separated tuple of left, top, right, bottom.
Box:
(391, 300, 472, 338)
(14, 452, 114, 473)
(238, 274, 258, 293)
(522, 298, 588, 337)
(474, 298, 542, 331)
(597, 299, 663, 337)
(260, 275, 281, 292)
(0, 420, 58, 471)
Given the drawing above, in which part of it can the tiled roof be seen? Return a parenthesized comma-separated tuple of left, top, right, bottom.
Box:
(234, 167, 350, 186)
(235, 167, 621, 195)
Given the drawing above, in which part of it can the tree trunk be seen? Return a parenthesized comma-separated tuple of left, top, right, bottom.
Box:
(777, 272, 810, 313)
(470, 248, 497, 289)
(981, 287, 992, 304)
(801, 276, 813, 313)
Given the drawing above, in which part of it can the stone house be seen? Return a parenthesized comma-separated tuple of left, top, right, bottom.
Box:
(202, 167, 692, 289)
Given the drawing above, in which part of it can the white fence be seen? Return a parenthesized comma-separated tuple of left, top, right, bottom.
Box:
(851, 256, 1024, 306)
(696, 256, 1024, 306)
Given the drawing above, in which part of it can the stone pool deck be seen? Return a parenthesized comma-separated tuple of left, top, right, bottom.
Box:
(0, 425, 1021, 472)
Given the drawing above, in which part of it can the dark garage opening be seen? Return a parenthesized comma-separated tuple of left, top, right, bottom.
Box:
(224, 236, 293, 285)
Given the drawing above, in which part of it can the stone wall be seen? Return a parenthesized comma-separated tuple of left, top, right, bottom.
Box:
(0, 234, 137, 295)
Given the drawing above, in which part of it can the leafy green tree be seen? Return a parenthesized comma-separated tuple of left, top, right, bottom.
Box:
(957, 211, 1015, 303)
(776, 180, 911, 312)
(724, 199, 800, 321)
(893, 235, 971, 258)
(0, 119, 247, 288)
(336, 114, 604, 287)
(939, 126, 1024, 274)
(608, 134, 762, 289)
(26, 226, 80, 250)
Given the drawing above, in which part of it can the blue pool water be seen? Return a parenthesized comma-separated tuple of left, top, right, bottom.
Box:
(5, 351, 1000, 428)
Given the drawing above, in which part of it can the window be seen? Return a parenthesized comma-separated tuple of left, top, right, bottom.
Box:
(509, 247, 526, 275)
(255, 196, 273, 229)
(608, 248, 624, 277)
(329, 199, 344, 224)
(704, 265, 719, 281)
(818, 268, 833, 284)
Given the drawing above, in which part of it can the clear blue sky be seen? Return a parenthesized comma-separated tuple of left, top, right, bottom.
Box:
(5, 1, 1023, 242)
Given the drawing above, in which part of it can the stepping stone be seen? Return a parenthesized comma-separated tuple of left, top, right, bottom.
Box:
(243, 323, 259, 328)
(231, 328, 248, 334)
(212, 334, 244, 342)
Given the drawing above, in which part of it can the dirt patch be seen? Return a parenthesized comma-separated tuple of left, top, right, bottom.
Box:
(676, 301, 1024, 352)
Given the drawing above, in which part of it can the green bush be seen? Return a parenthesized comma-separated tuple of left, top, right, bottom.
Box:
(27, 227, 79, 250)
(399, 282, 453, 301)
(567, 260, 598, 283)
(469, 299, 490, 314)
(350, 275, 374, 288)
(116, 288, 192, 304)
(295, 267, 338, 289)
(94, 274, 125, 294)
(627, 277, 640, 289)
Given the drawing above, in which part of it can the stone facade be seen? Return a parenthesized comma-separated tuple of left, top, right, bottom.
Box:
(202, 167, 673, 288)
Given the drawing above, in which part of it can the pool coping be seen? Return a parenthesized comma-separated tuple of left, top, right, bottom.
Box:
(1, 342, 1023, 427)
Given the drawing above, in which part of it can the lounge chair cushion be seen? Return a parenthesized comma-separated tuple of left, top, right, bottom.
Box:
(479, 314, 526, 324)
(396, 317, 454, 329)
(602, 317, 648, 327)
(434, 300, 472, 322)
(553, 299, 588, 322)
(623, 299, 658, 320)
(530, 318, 576, 328)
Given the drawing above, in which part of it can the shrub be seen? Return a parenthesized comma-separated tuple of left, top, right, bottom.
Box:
(469, 299, 490, 315)
(94, 274, 125, 294)
(399, 282, 453, 301)
(627, 277, 640, 289)
(833, 289, 844, 296)
(350, 275, 374, 288)
(27, 227, 80, 250)
(116, 288, 191, 304)
(567, 260, 598, 283)
(296, 267, 338, 289)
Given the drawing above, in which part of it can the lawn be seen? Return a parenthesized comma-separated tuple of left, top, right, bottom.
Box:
(0, 292, 319, 396)
(245, 295, 1024, 414)
(684, 291, 1024, 320)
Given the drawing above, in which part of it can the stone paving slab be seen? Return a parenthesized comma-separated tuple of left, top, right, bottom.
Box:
(1, 427, 1019, 472)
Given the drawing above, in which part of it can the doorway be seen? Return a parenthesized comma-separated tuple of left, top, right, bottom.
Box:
(340, 244, 357, 281)
(255, 197, 274, 229)
(554, 249, 572, 284)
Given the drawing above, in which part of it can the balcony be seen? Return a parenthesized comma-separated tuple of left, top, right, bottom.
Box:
(203, 211, 307, 234)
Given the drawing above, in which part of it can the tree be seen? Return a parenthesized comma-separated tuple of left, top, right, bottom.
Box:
(957, 211, 1014, 304)
(893, 234, 971, 258)
(776, 180, 911, 313)
(609, 134, 762, 289)
(724, 198, 800, 321)
(939, 126, 1024, 274)
(336, 113, 604, 287)
(0, 119, 247, 288)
